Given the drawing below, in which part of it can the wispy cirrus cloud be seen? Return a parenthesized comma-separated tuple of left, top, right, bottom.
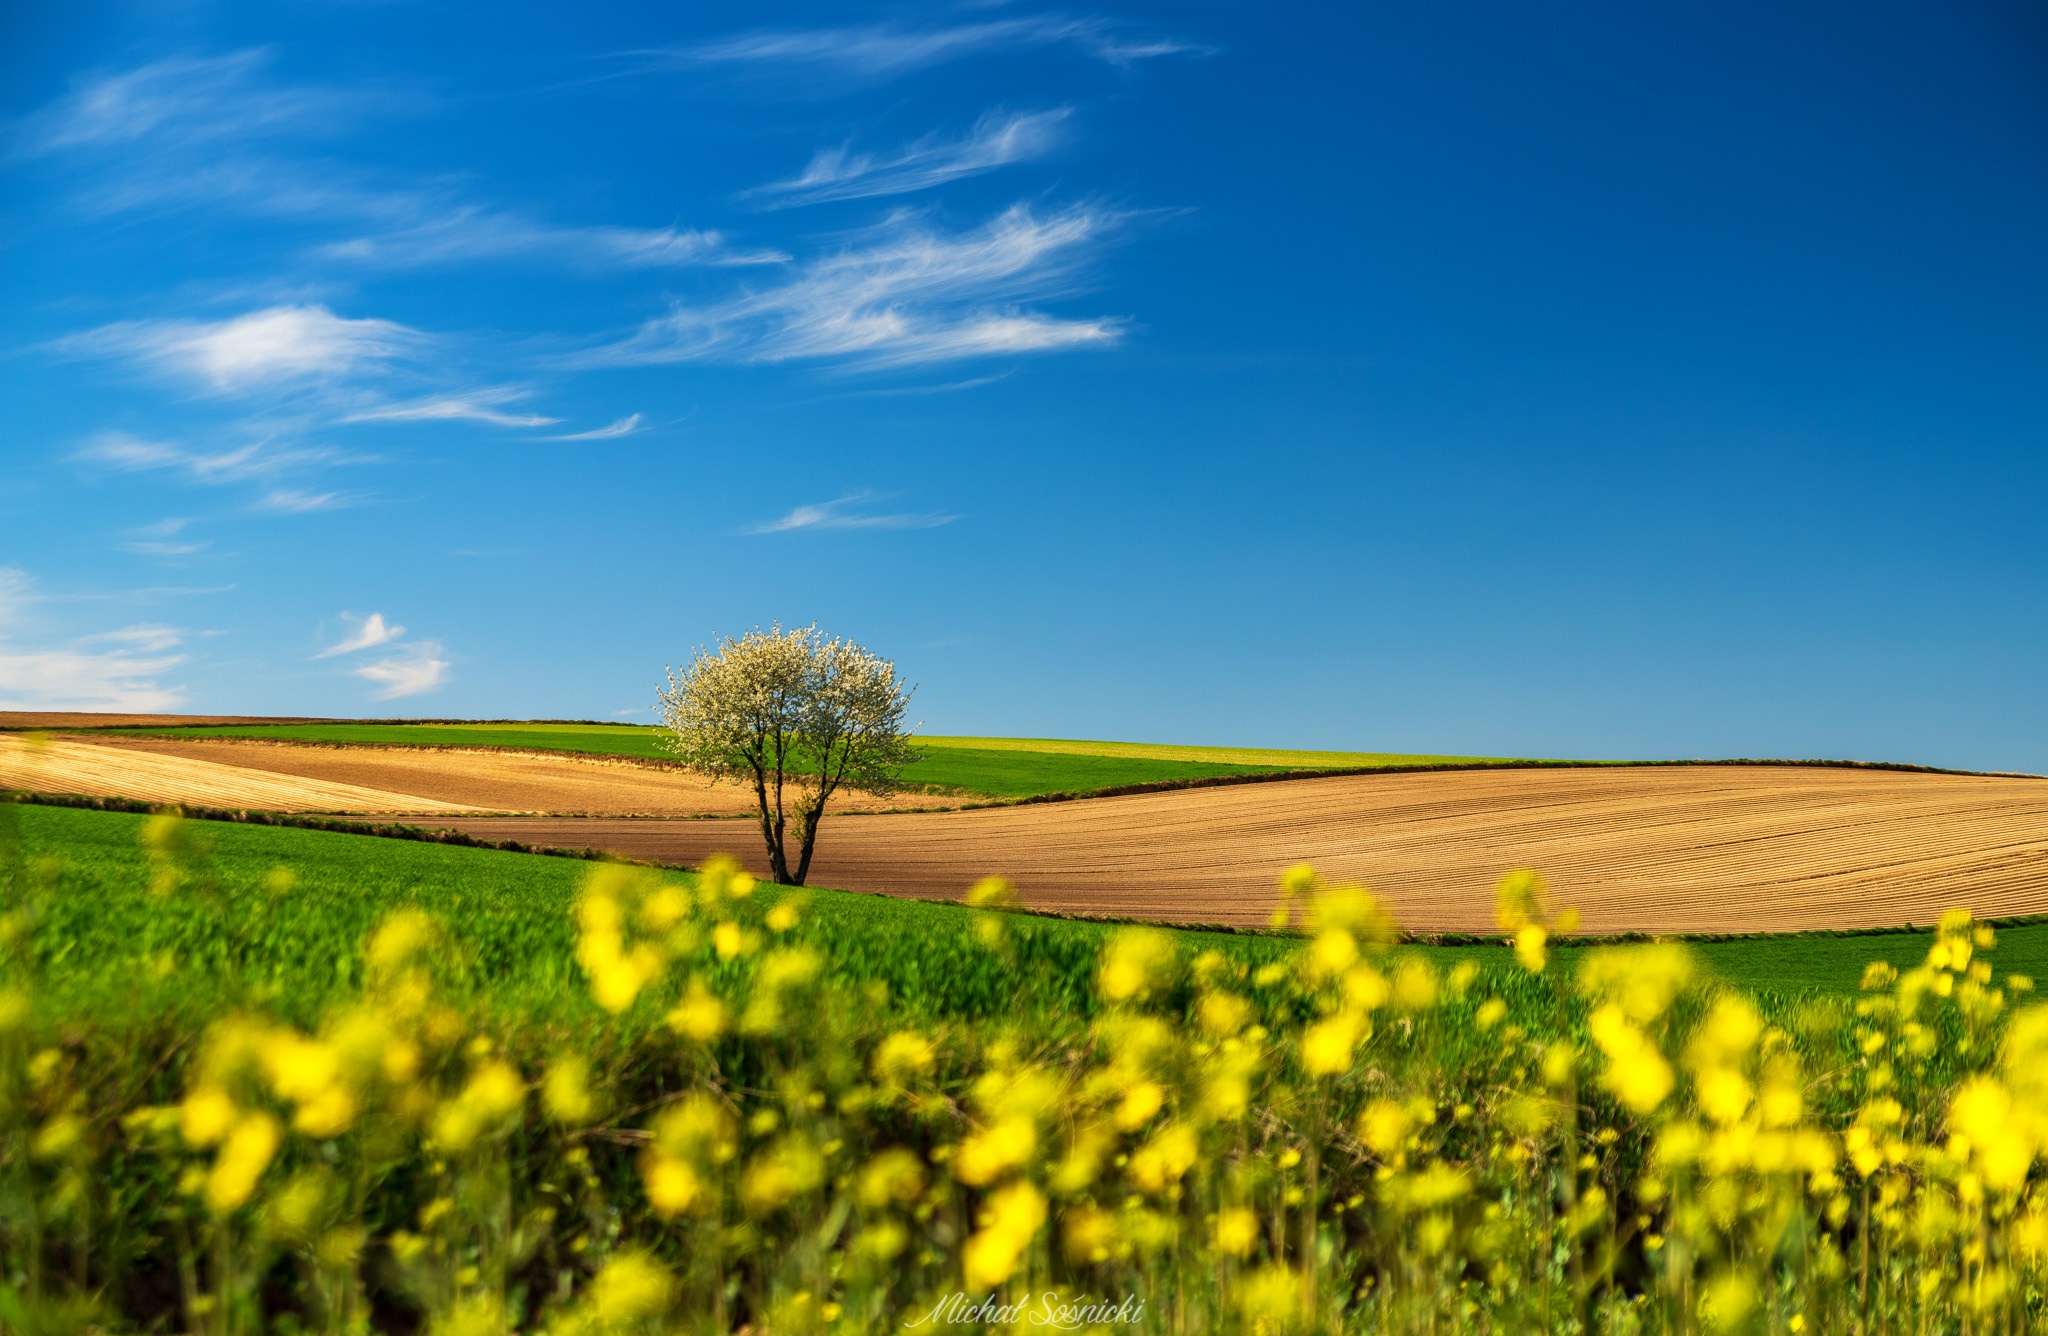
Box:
(583, 204, 1124, 369)
(0, 568, 188, 711)
(750, 108, 1070, 207)
(120, 519, 211, 557)
(317, 208, 788, 272)
(61, 305, 419, 393)
(21, 52, 765, 279)
(315, 611, 404, 658)
(9, 49, 396, 159)
(257, 488, 353, 515)
(639, 16, 1202, 89)
(548, 413, 644, 441)
(75, 432, 354, 485)
(744, 492, 956, 534)
(343, 391, 559, 428)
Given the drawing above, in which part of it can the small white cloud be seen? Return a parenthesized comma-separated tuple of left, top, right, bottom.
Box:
(548, 413, 644, 441)
(64, 304, 418, 392)
(354, 641, 449, 699)
(745, 492, 956, 534)
(344, 393, 559, 428)
(316, 612, 405, 658)
(752, 109, 1070, 207)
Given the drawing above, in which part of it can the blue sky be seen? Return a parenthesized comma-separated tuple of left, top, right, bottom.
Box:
(2, 2, 2044, 770)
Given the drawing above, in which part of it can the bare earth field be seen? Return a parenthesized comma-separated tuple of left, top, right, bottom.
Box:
(0, 735, 482, 815)
(5, 735, 945, 817)
(435, 765, 2048, 934)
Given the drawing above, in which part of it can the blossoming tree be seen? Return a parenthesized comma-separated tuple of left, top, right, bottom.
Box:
(654, 624, 918, 885)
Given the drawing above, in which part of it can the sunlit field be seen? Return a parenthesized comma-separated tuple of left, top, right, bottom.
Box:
(6, 799, 2048, 1332)
(84, 721, 1535, 799)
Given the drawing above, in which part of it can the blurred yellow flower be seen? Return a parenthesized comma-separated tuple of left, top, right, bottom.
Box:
(1099, 928, 1176, 1003)
(589, 1252, 675, 1324)
(666, 978, 727, 1042)
(963, 1180, 1046, 1290)
(205, 1112, 281, 1214)
(543, 1054, 597, 1125)
(1301, 1012, 1364, 1076)
(180, 1086, 238, 1148)
(1214, 1206, 1260, 1257)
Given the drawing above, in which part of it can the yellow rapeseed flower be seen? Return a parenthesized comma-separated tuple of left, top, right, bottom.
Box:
(642, 1154, 703, 1217)
(1198, 990, 1252, 1036)
(180, 1086, 239, 1148)
(964, 876, 1017, 908)
(588, 1252, 675, 1324)
(543, 1055, 597, 1125)
(1495, 868, 1547, 932)
(1214, 1206, 1260, 1257)
(954, 1116, 1037, 1186)
(1301, 1011, 1364, 1076)
(1098, 928, 1176, 1003)
(963, 1180, 1047, 1290)
(1588, 1004, 1673, 1115)
(205, 1112, 281, 1214)
(666, 978, 727, 1042)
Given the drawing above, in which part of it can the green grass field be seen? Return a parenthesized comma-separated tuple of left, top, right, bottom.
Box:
(89, 721, 1542, 799)
(7, 800, 2036, 1332)
(11, 802, 2030, 1033)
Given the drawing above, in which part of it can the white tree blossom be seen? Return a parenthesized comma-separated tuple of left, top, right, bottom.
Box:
(654, 624, 917, 885)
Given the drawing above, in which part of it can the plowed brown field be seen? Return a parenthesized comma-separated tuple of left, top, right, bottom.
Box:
(0, 735, 481, 814)
(14, 736, 950, 817)
(436, 765, 2048, 933)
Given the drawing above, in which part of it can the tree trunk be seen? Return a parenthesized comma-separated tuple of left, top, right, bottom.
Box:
(790, 736, 853, 886)
(751, 755, 790, 884)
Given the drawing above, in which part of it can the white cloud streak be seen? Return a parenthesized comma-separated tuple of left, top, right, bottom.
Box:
(344, 393, 559, 428)
(646, 17, 1202, 87)
(547, 414, 644, 441)
(10, 49, 386, 159)
(75, 432, 350, 485)
(751, 109, 1070, 206)
(583, 204, 1123, 369)
(316, 612, 405, 658)
(0, 568, 188, 711)
(318, 210, 787, 271)
(118, 518, 210, 557)
(257, 488, 350, 514)
(63, 305, 419, 392)
(744, 493, 956, 534)
(354, 642, 450, 699)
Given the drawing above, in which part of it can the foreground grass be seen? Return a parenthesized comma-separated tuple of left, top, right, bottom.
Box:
(8, 802, 1294, 1030)
(7, 801, 2048, 1333)
(92, 722, 1546, 800)
(13, 802, 2039, 1025)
